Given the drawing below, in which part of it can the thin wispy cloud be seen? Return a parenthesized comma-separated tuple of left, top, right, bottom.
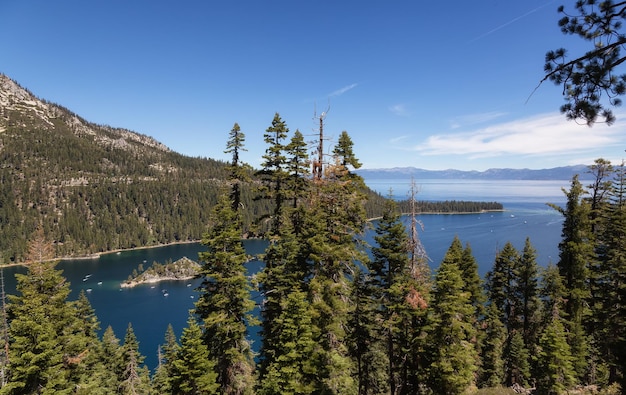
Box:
(389, 103, 410, 117)
(449, 111, 507, 129)
(469, 1, 554, 43)
(390, 135, 410, 144)
(329, 83, 358, 97)
(413, 112, 624, 159)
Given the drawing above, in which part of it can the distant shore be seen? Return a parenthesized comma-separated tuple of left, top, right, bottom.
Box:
(3, 209, 506, 268)
(1, 240, 201, 268)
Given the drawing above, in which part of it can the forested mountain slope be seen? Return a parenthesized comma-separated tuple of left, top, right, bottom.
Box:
(0, 74, 257, 262)
(0, 74, 393, 263)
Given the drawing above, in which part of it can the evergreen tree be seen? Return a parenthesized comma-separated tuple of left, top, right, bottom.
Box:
(119, 324, 151, 395)
(256, 216, 305, 381)
(67, 291, 113, 395)
(224, 122, 248, 213)
(257, 290, 317, 395)
(507, 331, 531, 387)
(369, 197, 428, 394)
(347, 269, 388, 395)
(535, 308, 576, 395)
(284, 129, 310, 209)
(516, 238, 541, 349)
(427, 242, 478, 394)
(299, 137, 369, 395)
(195, 130, 255, 394)
(151, 325, 179, 395)
(332, 131, 362, 170)
(170, 316, 218, 395)
(2, 260, 84, 394)
(594, 162, 626, 386)
(100, 326, 123, 391)
(486, 242, 519, 334)
(550, 175, 592, 381)
(195, 191, 256, 395)
(479, 303, 506, 388)
(460, 243, 485, 317)
(256, 112, 289, 233)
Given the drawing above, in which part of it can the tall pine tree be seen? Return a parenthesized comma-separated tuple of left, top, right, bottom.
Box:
(195, 129, 255, 395)
(427, 240, 478, 394)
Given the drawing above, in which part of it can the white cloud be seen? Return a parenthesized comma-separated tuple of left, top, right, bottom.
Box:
(389, 104, 410, 117)
(390, 135, 410, 144)
(329, 83, 358, 97)
(413, 112, 625, 159)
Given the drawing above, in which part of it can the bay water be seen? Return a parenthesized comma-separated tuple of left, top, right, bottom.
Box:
(0, 178, 576, 372)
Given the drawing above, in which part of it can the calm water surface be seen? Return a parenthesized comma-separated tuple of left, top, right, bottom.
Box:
(2, 179, 576, 371)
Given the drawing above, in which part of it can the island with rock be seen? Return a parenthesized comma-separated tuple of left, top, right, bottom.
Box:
(120, 256, 201, 288)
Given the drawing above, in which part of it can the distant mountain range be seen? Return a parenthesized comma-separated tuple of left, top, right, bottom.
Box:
(355, 165, 591, 181)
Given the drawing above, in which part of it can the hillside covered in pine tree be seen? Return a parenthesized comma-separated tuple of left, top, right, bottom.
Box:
(0, 74, 502, 264)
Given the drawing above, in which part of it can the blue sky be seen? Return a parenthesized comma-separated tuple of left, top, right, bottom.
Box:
(2, 1, 626, 171)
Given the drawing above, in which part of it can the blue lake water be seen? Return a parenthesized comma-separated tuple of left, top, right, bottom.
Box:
(0, 178, 577, 372)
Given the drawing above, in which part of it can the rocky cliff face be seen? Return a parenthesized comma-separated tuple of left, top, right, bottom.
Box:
(0, 73, 170, 153)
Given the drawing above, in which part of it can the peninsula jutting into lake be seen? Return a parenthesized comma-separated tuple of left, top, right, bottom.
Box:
(120, 256, 200, 288)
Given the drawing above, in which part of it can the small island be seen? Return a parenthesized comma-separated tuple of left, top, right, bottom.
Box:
(121, 256, 201, 288)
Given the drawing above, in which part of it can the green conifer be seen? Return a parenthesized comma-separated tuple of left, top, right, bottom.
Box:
(195, 191, 256, 394)
(170, 316, 218, 395)
(427, 243, 478, 394)
(258, 290, 317, 395)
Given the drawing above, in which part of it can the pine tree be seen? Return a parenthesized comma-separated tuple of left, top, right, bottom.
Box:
(332, 131, 362, 170)
(195, 129, 256, 394)
(100, 325, 123, 391)
(594, 162, 626, 386)
(479, 303, 506, 388)
(195, 191, 256, 395)
(427, 242, 478, 394)
(486, 242, 519, 333)
(347, 269, 388, 395)
(550, 175, 592, 381)
(460, 243, 485, 317)
(2, 260, 81, 394)
(516, 238, 541, 350)
(257, 289, 317, 395)
(301, 134, 369, 395)
(151, 324, 179, 395)
(170, 316, 218, 395)
(67, 291, 113, 395)
(256, 113, 289, 233)
(507, 331, 531, 387)
(256, 216, 305, 381)
(369, 197, 428, 394)
(119, 324, 151, 395)
(536, 308, 576, 395)
(224, 122, 248, 212)
(284, 129, 310, 209)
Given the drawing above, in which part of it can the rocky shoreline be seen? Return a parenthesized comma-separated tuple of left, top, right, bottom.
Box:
(120, 256, 200, 288)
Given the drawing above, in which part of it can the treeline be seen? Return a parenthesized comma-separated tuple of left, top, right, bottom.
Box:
(396, 199, 503, 214)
